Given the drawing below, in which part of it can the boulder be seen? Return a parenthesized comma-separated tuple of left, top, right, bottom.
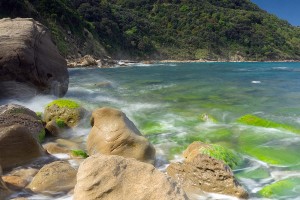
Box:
(0, 18, 68, 98)
(27, 161, 77, 195)
(0, 125, 45, 170)
(167, 154, 248, 198)
(87, 107, 156, 164)
(183, 141, 242, 169)
(74, 154, 188, 200)
(0, 104, 45, 142)
(44, 99, 85, 128)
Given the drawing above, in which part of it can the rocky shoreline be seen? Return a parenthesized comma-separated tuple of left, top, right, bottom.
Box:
(65, 55, 300, 69)
(0, 100, 248, 200)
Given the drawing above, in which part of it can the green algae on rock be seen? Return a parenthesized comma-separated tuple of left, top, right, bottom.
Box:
(46, 99, 80, 109)
(183, 141, 243, 169)
(259, 178, 300, 198)
(237, 114, 300, 134)
(71, 149, 89, 158)
(44, 99, 84, 127)
(55, 118, 67, 128)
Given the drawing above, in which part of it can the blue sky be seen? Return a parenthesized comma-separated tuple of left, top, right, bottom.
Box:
(251, 0, 300, 26)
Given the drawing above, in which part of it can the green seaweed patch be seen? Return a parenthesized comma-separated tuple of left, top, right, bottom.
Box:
(200, 144, 243, 169)
(140, 121, 164, 135)
(259, 178, 300, 198)
(55, 118, 67, 128)
(47, 99, 80, 109)
(236, 167, 270, 180)
(237, 114, 300, 134)
(38, 129, 46, 143)
(71, 149, 89, 158)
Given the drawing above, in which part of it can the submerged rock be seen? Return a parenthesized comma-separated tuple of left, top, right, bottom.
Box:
(74, 154, 188, 200)
(0, 18, 69, 98)
(0, 104, 45, 142)
(87, 107, 156, 164)
(44, 99, 85, 128)
(167, 142, 248, 198)
(0, 125, 45, 170)
(27, 161, 77, 195)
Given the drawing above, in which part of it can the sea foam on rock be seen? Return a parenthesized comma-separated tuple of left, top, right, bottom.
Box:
(87, 107, 156, 164)
(0, 18, 69, 97)
(74, 154, 189, 200)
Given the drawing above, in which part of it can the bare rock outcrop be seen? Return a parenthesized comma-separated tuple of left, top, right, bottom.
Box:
(0, 18, 69, 98)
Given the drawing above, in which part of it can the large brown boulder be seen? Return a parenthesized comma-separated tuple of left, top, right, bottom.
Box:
(74, 154, 188, 200)
(0, 125, 45, 170)
(0, 18, 69, 98)
(0, 104, 45, 141)
(87, 107, 156, 164)
(27, 161, 77, 195)
(167, 154, 248, 198)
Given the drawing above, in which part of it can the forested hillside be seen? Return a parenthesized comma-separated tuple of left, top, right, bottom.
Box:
(1, 0, 300, 60)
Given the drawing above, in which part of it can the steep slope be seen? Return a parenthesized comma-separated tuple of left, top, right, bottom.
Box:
(1, 0, 300, 60)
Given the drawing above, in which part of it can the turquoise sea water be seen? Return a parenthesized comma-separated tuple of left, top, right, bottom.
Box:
(3, 62, 300, 199)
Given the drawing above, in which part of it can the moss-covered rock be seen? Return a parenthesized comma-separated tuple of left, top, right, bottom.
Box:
(46, 99, 80, 109)
(183, 141, 243, 169)
(259, 178, 300, 198)
(44, 99, 85, 127)
(237, 114, 300, 134)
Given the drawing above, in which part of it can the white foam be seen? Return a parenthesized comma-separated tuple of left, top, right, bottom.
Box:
(251, 81, 261, 84)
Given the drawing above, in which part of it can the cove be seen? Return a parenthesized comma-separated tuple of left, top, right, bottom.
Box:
(2, 62, 300, 199)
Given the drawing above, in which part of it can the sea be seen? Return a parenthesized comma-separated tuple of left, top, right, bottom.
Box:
(2, 62, 300, 200)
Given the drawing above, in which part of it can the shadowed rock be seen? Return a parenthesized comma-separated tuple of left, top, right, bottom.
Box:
(0, 18, 69, 98)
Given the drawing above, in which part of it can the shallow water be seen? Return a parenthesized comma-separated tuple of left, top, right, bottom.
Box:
(3, 62, 300, 199)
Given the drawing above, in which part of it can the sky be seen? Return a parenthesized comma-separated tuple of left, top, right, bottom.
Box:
(251, 0, 300, 26)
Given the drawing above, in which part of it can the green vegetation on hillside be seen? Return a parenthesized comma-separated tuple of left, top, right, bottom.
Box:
(1, 0, 300, 60)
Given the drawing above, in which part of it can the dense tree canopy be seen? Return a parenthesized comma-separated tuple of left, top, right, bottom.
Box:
(1, 0, 300, 60)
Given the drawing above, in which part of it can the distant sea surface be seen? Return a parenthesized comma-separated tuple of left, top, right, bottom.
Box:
(4, 62, 300, 199)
